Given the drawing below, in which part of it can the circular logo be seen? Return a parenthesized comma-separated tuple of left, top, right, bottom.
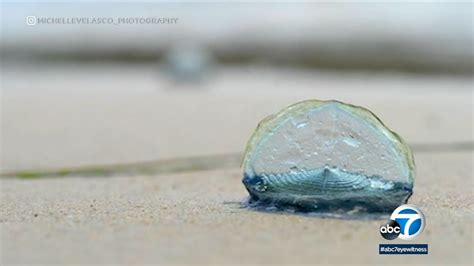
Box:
(380, 220, 401, 240)
(26, 16, 37, 26)
(390, 204, 425, 240)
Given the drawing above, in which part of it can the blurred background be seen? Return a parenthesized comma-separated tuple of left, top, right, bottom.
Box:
(1, 1, 472, 173)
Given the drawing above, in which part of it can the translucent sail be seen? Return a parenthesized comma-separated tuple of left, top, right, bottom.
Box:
(242, 100, 415, 213)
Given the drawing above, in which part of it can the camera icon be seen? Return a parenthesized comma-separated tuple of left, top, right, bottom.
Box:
(26, 16, 37, 26)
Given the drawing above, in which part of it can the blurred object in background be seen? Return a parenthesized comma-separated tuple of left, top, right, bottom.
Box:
(163, 43, 214, 84)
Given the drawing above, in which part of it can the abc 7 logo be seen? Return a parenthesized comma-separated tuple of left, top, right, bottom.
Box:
(380, 205, 425, 240)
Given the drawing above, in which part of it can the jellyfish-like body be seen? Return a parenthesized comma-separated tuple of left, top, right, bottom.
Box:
(242, 100, 415, 213)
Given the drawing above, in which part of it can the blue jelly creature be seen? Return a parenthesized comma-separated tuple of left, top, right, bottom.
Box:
(242, 100, 415, 214)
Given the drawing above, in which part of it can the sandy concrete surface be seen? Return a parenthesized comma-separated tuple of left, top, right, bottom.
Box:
(1, 64, 473, 264)
(1, 151, 472, 265)
(2, 64, 473, 172)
